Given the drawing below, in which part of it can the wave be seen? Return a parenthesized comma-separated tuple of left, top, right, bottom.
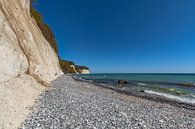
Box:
(144, 90, 195, 104)
(73, 75, 195, 108)
(77, 74, 195, 87)
(75, 75, 195, 95)
(130, 80, 195, 87)
(138, 83, 146, 86)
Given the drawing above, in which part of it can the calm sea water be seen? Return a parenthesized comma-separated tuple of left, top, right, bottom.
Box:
(78, 73, 195, 101)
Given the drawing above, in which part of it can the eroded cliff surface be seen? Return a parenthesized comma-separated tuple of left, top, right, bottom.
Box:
(0, 0, 62, 84)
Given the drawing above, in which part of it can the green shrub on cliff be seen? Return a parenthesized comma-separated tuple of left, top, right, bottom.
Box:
(30, 1, 59, 55)
(59, 59, 90, 73)
(59, 59, 76, 73)
(30, 1, 89, 73)
(75, 65, 89, 73)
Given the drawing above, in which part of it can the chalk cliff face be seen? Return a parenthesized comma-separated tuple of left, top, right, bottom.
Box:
(59, 59, 90, 74)
(80, 69, 90, 74)
(0, 0, 62, 83)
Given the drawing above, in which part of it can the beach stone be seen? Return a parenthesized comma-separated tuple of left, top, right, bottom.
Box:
(20, 75, 195, 129)
(117, 80, 128, 86)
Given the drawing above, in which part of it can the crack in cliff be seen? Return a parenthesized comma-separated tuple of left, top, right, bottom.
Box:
(0, 4, 31, 74)
(0, 2, 50, 86)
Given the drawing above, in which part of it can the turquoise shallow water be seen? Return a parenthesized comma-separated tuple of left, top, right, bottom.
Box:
(80, 73, 195, 84)
(78, 73, 195, 99)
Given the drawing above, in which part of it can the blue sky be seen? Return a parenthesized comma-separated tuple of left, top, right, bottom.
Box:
(35, 0, 195, 73)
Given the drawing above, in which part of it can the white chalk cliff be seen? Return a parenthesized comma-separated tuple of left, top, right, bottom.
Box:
(0, 1, 63, 128)
(0, 0, 62, 84)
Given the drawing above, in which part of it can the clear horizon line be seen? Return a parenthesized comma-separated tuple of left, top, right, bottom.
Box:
(90, 72, 195, 74)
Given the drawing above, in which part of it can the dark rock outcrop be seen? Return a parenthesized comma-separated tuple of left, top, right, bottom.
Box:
(117, 80, 128, 86)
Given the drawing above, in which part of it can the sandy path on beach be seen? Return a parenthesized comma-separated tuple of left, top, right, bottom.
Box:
(0, 75, 45, 129)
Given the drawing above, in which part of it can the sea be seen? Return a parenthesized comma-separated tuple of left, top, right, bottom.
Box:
(77, 73, 195, 104)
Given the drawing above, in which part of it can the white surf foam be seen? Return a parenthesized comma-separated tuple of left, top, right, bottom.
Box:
(144, 90, 195, 104)
(138, 83, 146, 86)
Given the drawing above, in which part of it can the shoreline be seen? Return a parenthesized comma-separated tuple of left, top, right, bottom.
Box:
(72, 75, 195, 110)
(21, 75, 195, 128)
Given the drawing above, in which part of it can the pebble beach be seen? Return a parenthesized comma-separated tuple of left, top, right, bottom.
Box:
(21, 75, 195, 129)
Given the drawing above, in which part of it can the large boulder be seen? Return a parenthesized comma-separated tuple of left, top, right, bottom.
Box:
(117, 80, 128, 86)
